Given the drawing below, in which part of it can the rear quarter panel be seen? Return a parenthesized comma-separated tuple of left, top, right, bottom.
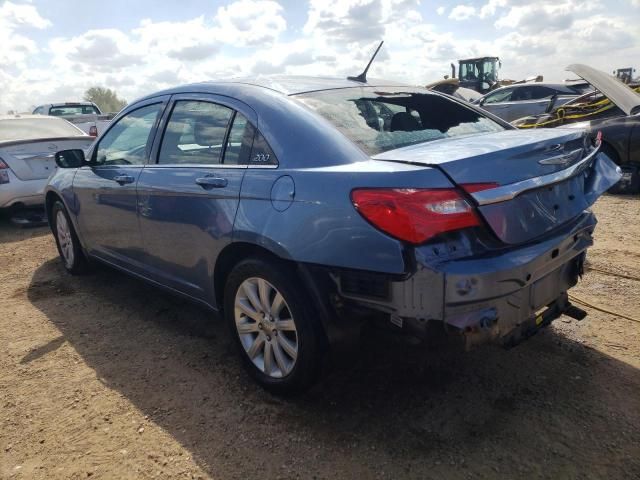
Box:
(234, 161, 455, 274)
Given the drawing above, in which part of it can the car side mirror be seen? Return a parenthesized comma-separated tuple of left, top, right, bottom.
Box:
(55, 149, 86, 168)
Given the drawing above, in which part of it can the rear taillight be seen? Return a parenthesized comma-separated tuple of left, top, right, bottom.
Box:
(0, 158, 9, 184)
(351, 185, 495, 244)
(89, 126, 98, 137)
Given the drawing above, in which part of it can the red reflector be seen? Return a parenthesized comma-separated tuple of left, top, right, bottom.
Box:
(351, 188, 482, 244)
(460, 182, 499, 194)
(89, 126, 98, 137)
(0, 159, 8, 169)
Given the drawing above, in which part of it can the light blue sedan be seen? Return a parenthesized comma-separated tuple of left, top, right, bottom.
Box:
(46, 76, 619, 393)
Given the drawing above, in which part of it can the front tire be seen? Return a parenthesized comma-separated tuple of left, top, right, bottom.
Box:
(224, 257, 324, 394)
(51, 201, 89, 274)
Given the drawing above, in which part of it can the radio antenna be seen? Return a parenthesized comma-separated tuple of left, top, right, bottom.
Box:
(347, 41, 384, 83)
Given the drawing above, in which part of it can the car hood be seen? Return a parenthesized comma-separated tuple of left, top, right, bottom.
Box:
(567, 64, 640, 116)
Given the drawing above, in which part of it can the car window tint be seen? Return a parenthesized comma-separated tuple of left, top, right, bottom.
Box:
(49, 105, 100, 116)
(223, 112, 255, 165)
(95, 104, 161, 166)
(249, 131, 278, 166)
(484, 88, 513, 104)
(158, 100, 233, 165)
(515, 86, 554, 101)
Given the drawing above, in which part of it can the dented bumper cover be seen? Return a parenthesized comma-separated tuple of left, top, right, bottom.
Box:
(336, 211, 596, 348)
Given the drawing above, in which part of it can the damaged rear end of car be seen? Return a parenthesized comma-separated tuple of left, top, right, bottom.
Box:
(297, 87, 621, 349)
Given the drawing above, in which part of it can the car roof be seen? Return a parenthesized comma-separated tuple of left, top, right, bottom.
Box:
(147, 75, 408, 98)
(495, 83, 578, 90)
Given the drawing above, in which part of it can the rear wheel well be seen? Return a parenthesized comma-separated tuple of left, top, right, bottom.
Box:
(214, 242, 290, 310)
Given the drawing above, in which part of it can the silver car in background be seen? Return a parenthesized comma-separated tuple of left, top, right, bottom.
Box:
(0, 115, 93, 210)
(475, 83, 589, 122)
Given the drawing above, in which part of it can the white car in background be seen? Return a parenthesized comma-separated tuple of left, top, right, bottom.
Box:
(33, 102, 114, 137)
(0, 115, 94, 210)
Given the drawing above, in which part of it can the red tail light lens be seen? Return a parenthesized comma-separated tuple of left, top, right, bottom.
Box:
(351, 187, 487, 244)
(460, 182, 499, 194)
(89, 126, 98, 137)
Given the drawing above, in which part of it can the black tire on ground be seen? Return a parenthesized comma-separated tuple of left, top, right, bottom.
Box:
(223, 256, 324, 394)
(51, 201, 89, 274)
(603, 145, 640, 194)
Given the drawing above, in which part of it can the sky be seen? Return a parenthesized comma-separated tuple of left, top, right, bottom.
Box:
(1, 0, 639, 113)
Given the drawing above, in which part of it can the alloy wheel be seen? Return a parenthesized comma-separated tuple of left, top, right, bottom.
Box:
(56, 210, 75, 268)
(234, 277, 298, 378)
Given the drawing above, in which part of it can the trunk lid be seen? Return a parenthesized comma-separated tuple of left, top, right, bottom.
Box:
(0, 138, 94, 181)
(372, 129, 621, 244)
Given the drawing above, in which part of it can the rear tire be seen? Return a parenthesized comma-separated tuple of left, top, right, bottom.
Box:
(51, 201, 89, 274)
(223, 257, 324, 394)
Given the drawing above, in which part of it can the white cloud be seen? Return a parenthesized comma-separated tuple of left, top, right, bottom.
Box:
(216, 0, 286, 45)
(0, 1, 50, 29)
(449, 5, 477, 20)
(0, 1, 51, 68)
(1, 0, 639, 114)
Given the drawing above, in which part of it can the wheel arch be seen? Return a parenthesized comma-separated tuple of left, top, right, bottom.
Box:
(45, 190, 63, 226)
(45, 188, 87, 251)
(213, 240, 332, 346)
(214, 241, 291, 310)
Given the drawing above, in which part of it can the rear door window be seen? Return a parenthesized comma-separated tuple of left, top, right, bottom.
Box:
(223, 112, 256, 165)
(158, 100, 234, 165)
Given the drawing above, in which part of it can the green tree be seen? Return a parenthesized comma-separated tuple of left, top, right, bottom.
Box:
(83, 87, 127, 113)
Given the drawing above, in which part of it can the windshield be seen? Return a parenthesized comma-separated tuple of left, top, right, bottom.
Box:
(48, 105, 100, 116)
(459, 62, 479, 82)
(0, 117, 85, 142)
(482, 59, 498, 82)
(296, 87, 504, 155)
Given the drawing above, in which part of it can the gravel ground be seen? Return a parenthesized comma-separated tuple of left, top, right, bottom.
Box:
(1, 194, 639, 480)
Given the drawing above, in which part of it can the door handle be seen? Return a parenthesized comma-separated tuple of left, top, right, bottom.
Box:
(195, 176, 228, 189)
(113, 174, 135, 185)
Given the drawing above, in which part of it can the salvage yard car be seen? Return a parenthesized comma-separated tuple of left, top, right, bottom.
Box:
(33, 101, 114, 137)
(513, 65, 640, 193)
(45, 76, 620, 393)
(474, 82, 587, 122)
(0, 115, 93, 210)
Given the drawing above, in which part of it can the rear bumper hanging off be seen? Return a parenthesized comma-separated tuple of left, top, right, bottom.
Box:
(333, 211, 596, 349)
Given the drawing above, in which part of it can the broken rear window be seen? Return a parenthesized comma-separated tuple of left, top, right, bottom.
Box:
(296, 87, 505, 155)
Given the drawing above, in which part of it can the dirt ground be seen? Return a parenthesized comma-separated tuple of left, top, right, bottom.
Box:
(1, 195, 639, 480)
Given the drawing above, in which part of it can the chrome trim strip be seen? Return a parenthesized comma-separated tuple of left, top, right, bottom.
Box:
(144, 163, 248, 169)
(142, 163, 278, 169)
(471, 145, 600, 206)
